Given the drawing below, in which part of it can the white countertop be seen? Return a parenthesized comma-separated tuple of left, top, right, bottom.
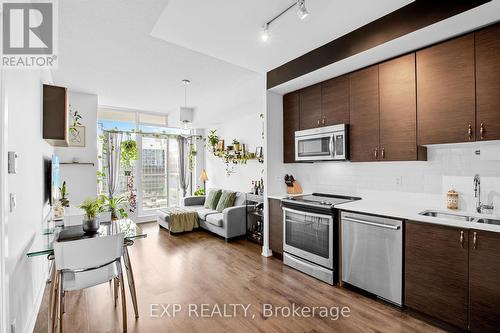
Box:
(335, 199, 500, 233)
(267, 193, 311, 200)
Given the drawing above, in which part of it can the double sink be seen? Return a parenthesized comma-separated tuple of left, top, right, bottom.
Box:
(419, 210, 500, 226)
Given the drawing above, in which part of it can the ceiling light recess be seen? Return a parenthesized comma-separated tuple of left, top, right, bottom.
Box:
(261, 0, 309, 42)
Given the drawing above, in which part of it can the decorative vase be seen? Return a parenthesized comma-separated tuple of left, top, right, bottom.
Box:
(234, 143, 240, 151)
(82, 215, 100, 234)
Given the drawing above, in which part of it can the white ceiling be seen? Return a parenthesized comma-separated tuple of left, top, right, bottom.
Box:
(150, 0, 414, 73)
(51, 0, 264, 128)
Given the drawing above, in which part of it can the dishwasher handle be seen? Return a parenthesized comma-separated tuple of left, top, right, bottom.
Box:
(342, 217, 401, 230)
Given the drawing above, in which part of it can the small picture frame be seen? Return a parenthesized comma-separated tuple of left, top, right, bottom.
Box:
(216, 139, 225, 151)
(69, 126, 85, 147)
(255, 146, 263, 158)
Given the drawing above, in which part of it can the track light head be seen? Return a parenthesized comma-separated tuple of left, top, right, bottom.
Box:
(261, 24, 270, 42)
(297, 0, 309, 20)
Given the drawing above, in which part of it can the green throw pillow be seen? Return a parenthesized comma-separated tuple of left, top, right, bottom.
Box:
(216, 191, 237, 212)
(204, 189, 222, 210)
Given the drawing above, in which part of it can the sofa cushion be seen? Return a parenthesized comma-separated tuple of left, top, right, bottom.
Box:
(216, 190, 236, 212)
(197, 208, 218, 220)
(205, 213, 223, 227)
(184, 205, 204, 212)
(204, 189, 222, 210)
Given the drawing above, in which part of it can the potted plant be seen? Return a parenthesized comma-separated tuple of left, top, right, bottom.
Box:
(78, 197, 104, 233)
(207, 130, 219, 152)
(120, 139, 138, 175)
(232, 139, 240, 151)
(101, 194, 129, 221)
(59, 181, 70, 208)
(193, 187, 205, 196)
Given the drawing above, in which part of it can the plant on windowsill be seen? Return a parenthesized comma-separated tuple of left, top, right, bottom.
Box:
(120, 139, 138, 175)
(100, 195, 129, 221)
(78, 197, 105, 233)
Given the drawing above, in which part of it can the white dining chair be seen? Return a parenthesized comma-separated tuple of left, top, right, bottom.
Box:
(52, 233, 127, 333)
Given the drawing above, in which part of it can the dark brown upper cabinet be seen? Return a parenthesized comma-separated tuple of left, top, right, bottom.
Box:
(321, 75, 349, 127)
(299, 84, 322, 130)
(43, 84, 68, 147)
(417, 33, 476, 145)
(475, 24, 500, 142)
(283, 92, 299, 163)
(469, 230, 500, 332)
(379, 54, 426, 161)
(405, 221, 469, 330)
(349, 65, 380, 162)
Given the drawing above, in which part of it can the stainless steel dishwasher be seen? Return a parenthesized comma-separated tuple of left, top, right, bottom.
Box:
(341, 211, 403, 306)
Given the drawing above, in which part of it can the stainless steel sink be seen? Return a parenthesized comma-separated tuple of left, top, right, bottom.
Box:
(419, 210, 500, 225)
(419, 210, 475, 222)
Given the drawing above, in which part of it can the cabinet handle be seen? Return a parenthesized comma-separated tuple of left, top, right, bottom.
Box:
(317, 119, 321, 127)
(473, 231, 477, 249)
(468, 124, 473, 140)
(381, 148, 385, 159)
(460, 231, 464, 248)
(374, 148, 379, 160)
(480, 123, 484, 140)
(322, 118, 325, 126)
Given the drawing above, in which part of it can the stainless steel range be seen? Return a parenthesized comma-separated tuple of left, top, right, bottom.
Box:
(281, 193, 361, 285)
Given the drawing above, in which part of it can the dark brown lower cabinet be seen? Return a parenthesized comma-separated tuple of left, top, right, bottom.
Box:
(469, 229, 500, 332)
(268, 198, 283, 258)
(405, 221, 469, 330)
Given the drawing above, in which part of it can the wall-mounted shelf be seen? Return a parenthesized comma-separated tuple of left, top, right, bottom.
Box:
(60, 162, 95, 166)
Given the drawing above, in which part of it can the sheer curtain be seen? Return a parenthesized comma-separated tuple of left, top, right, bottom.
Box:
(103, 131, 123, 199)
(177, 136, 189, 198)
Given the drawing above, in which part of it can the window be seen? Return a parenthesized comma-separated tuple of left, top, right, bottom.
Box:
(97, 108, 190, 217)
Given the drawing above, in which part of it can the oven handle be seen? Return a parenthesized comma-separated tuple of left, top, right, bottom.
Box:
(329, 135, 335, 157)
(283, 207, 333, 219)
(342, 217, 400, 230)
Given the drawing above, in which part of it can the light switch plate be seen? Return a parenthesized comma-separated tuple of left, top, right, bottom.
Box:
(8, 151, 17, 174)
(9, 193, 16, 212)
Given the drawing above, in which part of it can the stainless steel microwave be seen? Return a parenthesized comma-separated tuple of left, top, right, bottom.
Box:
(295, 124, 348, 161)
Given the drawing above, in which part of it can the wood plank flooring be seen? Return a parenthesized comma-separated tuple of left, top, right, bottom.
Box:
(34, 222, 443, 333)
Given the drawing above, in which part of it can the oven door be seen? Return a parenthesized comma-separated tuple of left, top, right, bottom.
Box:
(283, 207, 333, 269)
(295, 133, 334, 161)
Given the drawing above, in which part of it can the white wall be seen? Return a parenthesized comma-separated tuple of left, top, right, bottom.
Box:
(55, 91, 98, 206)
(4, 69, 54, 333)
(266, 91, 500, 214)
(204, 100, 265, 193)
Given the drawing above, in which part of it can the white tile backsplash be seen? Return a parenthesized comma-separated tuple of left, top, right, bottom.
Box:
(268, 142, 500, 214)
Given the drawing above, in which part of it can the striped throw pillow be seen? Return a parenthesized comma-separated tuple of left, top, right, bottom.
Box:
(204, 189, 222, 210)
(216, 191, 237, 212)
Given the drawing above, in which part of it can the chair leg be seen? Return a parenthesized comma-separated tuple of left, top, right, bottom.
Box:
(50, 271, 59, 333)
(58, 272, 64, 333)
(114, 278, 119, 308)
(119, 271, 127, 332)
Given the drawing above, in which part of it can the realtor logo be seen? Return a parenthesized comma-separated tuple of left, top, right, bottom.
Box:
(1, 0, 58, 68)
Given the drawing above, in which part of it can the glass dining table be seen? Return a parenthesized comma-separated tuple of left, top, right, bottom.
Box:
(26, 218, 147, 319)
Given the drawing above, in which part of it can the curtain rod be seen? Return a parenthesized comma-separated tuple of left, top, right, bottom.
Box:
(102, 129, 202, 140)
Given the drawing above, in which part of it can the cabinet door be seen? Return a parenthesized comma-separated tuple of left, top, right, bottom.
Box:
(43, 84, 68, 146)
(379, 54, 425, 161)
(417, 34, 476, 145)
(268, 198, 283, 257)
(349, 65, 380, 162)
(405, 221, 468, 330)
(283, 92, 299, 163)
(469, 229, 500, 332)
(321, 75, 349, 126)
(476, 24, 500, 141)
(299, 84, 322, 130)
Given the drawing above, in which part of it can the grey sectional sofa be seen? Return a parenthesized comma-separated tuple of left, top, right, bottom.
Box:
(181, 191, 248, 241)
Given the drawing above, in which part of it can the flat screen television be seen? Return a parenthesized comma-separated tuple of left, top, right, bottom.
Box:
(44, 155, 59, 206)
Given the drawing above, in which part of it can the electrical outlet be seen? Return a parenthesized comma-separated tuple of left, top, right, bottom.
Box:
(395, 176, 403, 186)
(9, 193, 16, 212)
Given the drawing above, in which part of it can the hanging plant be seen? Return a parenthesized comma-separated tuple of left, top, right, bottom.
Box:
(120, 139, 138, 171)
(188, 143, 197, 172)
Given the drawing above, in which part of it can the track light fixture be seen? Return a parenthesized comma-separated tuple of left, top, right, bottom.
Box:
(260, 0, 310, 43)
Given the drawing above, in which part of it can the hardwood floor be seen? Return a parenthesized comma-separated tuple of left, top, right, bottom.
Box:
(34, 222, 443, 333)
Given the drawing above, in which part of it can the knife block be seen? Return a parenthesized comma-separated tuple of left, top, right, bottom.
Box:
(287, 181, 303, 195)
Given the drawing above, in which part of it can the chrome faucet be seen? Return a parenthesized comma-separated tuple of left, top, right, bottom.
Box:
(473, 174, 494, 214)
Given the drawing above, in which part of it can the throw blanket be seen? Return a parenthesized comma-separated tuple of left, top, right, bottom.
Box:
(160, 207, 199, 233)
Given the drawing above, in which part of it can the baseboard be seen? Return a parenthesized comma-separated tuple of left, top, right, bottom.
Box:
(25, 271, 48, 333)
(261, 248, 273, 257)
